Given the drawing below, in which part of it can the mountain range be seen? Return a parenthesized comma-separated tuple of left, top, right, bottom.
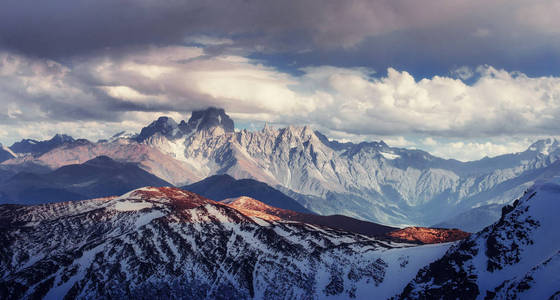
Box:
(1, 107, 560, 232)
(1, 107, 559, 298)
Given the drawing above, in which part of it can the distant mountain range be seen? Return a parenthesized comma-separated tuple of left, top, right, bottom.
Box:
(9, 134, 81, 156)
(2, 107, 560, 231)
(0, 156, 170, 205)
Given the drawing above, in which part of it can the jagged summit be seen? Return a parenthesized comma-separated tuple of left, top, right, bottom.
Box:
(185, 107, 234, 133)
(136, 116, 182, 142)
(50, 134, 74, 144)
(137, 107, 235, 142)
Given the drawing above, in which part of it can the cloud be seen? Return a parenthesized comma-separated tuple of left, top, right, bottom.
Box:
(1, 46, 560, 161)
(422, 137, 438, 146)
(451, 66, 474, 80)
(1, 0, 559, 77)
(427, 139, 532, 162)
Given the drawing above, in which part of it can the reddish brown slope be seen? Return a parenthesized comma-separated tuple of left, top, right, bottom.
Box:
(224, 196, 397, 237)
(224, 196, 471, 243)
(386, 227, 471, 244)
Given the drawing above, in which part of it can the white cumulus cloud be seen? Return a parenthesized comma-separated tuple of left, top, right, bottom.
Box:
(1, 47, 560, 161)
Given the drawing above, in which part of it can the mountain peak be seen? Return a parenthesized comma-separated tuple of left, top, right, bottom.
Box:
(51, 133, 74, 143)
(137, 116, 182, 142)
(527, 138, 559, 155)
(137, 108, 234, 142)
(83, 155, 120, 167)
(186, 107, 234, 133)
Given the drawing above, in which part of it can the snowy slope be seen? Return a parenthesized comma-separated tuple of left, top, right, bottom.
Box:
(0, 187, 450, 300)
(399, 177, 560, 299)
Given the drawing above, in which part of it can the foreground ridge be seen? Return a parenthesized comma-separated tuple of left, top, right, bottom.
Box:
(0, 187, 450, 299)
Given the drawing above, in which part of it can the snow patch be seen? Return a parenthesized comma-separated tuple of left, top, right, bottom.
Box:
(380, 152, 400, 160)
(115, 201, 153, 211)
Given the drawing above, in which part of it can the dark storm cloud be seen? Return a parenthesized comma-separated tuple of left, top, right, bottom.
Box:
(0, 1, 530, 55)
(3, 0, 558, 77)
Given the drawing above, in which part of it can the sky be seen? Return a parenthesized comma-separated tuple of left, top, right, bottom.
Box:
(1, 0, 560, 161)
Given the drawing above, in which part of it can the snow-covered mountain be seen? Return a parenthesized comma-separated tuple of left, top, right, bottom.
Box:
(2, 107, 560, 229)
(2, 178, 556, 299)
(398, 177, 560, 299)
(0, 186, 451, 299)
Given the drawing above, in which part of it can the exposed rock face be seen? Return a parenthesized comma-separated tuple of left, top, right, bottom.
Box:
(184, 107, 234, 133)
(387, 227, 471, 244)
(399, 179, 560, 299)
(0, 187, 450, 300)
(136, 107, 234, 143)
(147, 117, 560, 228)
(1, 140, 200, 186)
